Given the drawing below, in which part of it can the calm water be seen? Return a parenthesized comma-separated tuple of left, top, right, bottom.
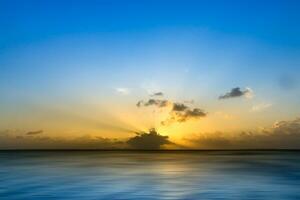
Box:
(0, 151, 300, 200)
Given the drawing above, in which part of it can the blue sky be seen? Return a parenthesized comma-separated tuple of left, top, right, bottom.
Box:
(0, 0, 300, 146)
(1, 0, 299, 48)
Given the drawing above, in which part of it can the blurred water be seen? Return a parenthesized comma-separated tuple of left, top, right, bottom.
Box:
(0, 151, 299, 200)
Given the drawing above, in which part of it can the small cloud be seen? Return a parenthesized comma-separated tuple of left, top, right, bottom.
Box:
(127, 128, 170, 149)
(172, 103, 189, 111)
(162, 103, 206, 125)
(183, 108, 206, 120)
(136, 100, 143, 107)
(251, 103, 272, 112)
(150, 92, 164, 97)
(115, 88, 130, 95)
(136, 99, 170, 108)
(219, 87, 254, 100)
(245, 87, 254, 99)
(26, 130, 43, 135)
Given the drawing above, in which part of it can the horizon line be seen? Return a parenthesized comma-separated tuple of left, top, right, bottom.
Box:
(1, 149, 300, 151)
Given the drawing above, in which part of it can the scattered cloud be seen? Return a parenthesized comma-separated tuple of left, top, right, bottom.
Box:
(26, 130, 43, 135)
(272, 118, 300, 134)
(136, 96, 207, 126)
(185, 117, 300, 149)
(127, 128, 170, 149)
(115, 87, 130, 95)
(251, 103, 272, 112)
(219, 87, 254, 100)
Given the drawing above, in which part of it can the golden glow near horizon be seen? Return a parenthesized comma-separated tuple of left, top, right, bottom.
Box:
(1, 89, 300, 149)
(0, 90, 295, 139)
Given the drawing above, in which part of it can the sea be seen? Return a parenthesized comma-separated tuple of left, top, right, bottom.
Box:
(0, 150, 299, 200)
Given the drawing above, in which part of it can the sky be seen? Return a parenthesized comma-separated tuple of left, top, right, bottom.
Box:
(0, 0, 300, 149)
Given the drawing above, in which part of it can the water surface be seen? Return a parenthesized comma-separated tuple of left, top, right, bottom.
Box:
(0, 151, 299, 200)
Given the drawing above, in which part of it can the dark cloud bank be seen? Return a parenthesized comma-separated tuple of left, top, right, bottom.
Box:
(1, 118, 300, 149)
(0, 132, 126, 150)
(127, 128, 171, 149)
(0, 129, 172, 150)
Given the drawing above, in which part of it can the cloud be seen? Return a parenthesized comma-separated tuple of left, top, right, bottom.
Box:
(185, 118, 300, 149)
(272, 118, 300, 134)
(219, 87, 253, 100)
(0, 131, 127, 149)
(115, 88, 130, 95)
(0, 128, 177, 150)
(127, 128, 170, 149)
(2, 118, 300, 149)
(172, 103, 189, 111)
(136, 100, 143, 107)
(251, 103, 272, 112)
(162, 103, 206, 125)
(137, 95, 207, 125)
(244, 87, 254, 99)
(150, 92, 164, 97)
(136, 99, 170, 108)
(145, 99, 169, 107)
(26, 130, 43, 135)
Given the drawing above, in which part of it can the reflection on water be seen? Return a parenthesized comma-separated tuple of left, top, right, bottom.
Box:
(0, 151, 299, 200)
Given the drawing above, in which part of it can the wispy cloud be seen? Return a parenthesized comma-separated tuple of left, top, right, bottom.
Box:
(115, 87, 130, 95)
(251, 103, 272, 112)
